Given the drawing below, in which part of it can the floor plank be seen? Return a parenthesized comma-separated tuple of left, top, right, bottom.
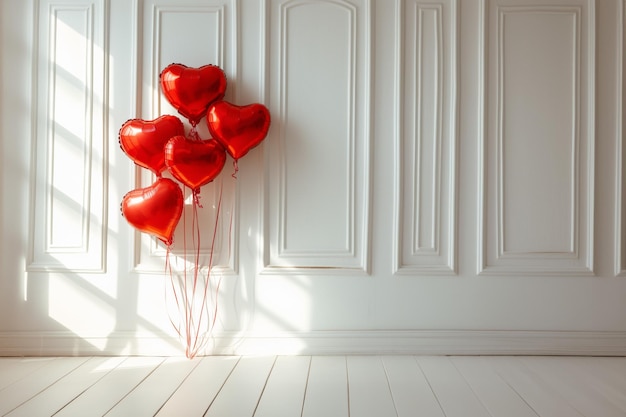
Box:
(382, 356, 446, 417)
(253, 356, 311, 417)
(0, 357, 57, 392)
(520, 357, 626, 417)
(347, 356, 397, 417)
(416, 356, 492, 417)
(574, 357, 626, 412)
(301, 356, 349, 417)
(204, 355, 276, 417)
(154, 356, 239, 416)
(6, 357, 125, 417)
(53, 356, 164, 417)
(0, 357, 89, 415)
(0, 358, 23, 371)
(489, 356, 586, 417)
(451, 356, 538, 417)
(104, 357, 200, 417)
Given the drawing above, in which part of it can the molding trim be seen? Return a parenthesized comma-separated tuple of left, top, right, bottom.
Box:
(394, 0, 458, 275)
(1, 330, 624, 356)
(28, 0, 109, 273)
(264, 0, 372, 272)
(478, 0, 595, 276)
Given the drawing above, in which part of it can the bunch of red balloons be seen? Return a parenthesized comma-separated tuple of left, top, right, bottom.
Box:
(119, 63, 271, 245)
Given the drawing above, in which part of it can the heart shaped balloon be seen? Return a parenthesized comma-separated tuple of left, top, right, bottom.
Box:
(165, 136, 227, 191)
(121, 177, 184, 245)
(119, 115, 185, 176)
(206, 101, 271, 160)
(160, 63, 227, 125)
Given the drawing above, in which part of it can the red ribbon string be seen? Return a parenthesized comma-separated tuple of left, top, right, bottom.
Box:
(188, 124, 200, 140)
(191, 179, 224, 356)
(164, 175, 233, 358)
(192, 189, 203, 208)
(231, 159, 239, 179)
(165, 182, 226, 358)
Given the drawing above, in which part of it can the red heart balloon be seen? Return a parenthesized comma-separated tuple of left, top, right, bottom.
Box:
(160, 63, 227, 125)
(206, 101, 271, 160)
(164, 136, 227, 191)
(119, 115, 184, 176)
(121, 178, 184, 245)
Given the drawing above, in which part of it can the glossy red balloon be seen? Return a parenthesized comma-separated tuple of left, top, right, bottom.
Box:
(160, 63, 227, 125)
(206, 101, 271, 160)
(121, 178, 184, 245)
(165, 136, 227, 191)
(119, 115, 185, 176)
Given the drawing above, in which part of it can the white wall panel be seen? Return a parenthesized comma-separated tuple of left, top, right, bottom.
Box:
(479, 0, 594, 275)
(265, 0, 372, 272)
(395, 0, 457, 274)
(28, 0, 108, 272)
(134, 0, 238, 274)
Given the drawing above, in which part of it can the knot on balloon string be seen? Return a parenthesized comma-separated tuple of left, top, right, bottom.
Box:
(192, 189, 203, 208)
(188, 124, 200, 140)
(231, 159, 239, 179)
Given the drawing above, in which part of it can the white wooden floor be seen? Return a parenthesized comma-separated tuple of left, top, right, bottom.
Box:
(0, 355, 624, 416)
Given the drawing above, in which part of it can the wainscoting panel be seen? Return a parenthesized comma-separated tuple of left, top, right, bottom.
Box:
(395, 0, 458, 275)
(28, 0, 109, 272)
(479, 0, 595, 275)
(264, 0, 372, 272)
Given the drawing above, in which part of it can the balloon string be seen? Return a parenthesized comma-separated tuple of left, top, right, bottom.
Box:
(211, 175, 236, 332)
(231, 159, 239, 179)
(227, 174, 235, 262)
(181, 188, 192, 357)
(192, 189, 203, 208)
(166, 182, 230, 358)
(208, 170, 236, 333)
(165, 244, 184, 343)
(187, 189, 203, 358)
(190, 179, 224, 357)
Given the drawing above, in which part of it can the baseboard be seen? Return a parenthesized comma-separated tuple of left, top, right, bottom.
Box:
(0, 330, 624, 356)
(212, 330, 626, 356)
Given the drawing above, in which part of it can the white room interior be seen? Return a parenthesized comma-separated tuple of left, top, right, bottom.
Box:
(1, 0, 626, 414)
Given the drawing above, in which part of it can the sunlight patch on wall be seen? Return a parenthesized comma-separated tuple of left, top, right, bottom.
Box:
(29, 0, 108, 272)
(255, 276, 312, 332)
(48, 275, 115, 350)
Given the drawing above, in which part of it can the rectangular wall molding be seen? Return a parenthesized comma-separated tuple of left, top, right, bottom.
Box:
(478, 0, 595, 276)
(394, 0, 458, 275)
(264, 0, 372, 273)
(28, 0, 109, 272)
